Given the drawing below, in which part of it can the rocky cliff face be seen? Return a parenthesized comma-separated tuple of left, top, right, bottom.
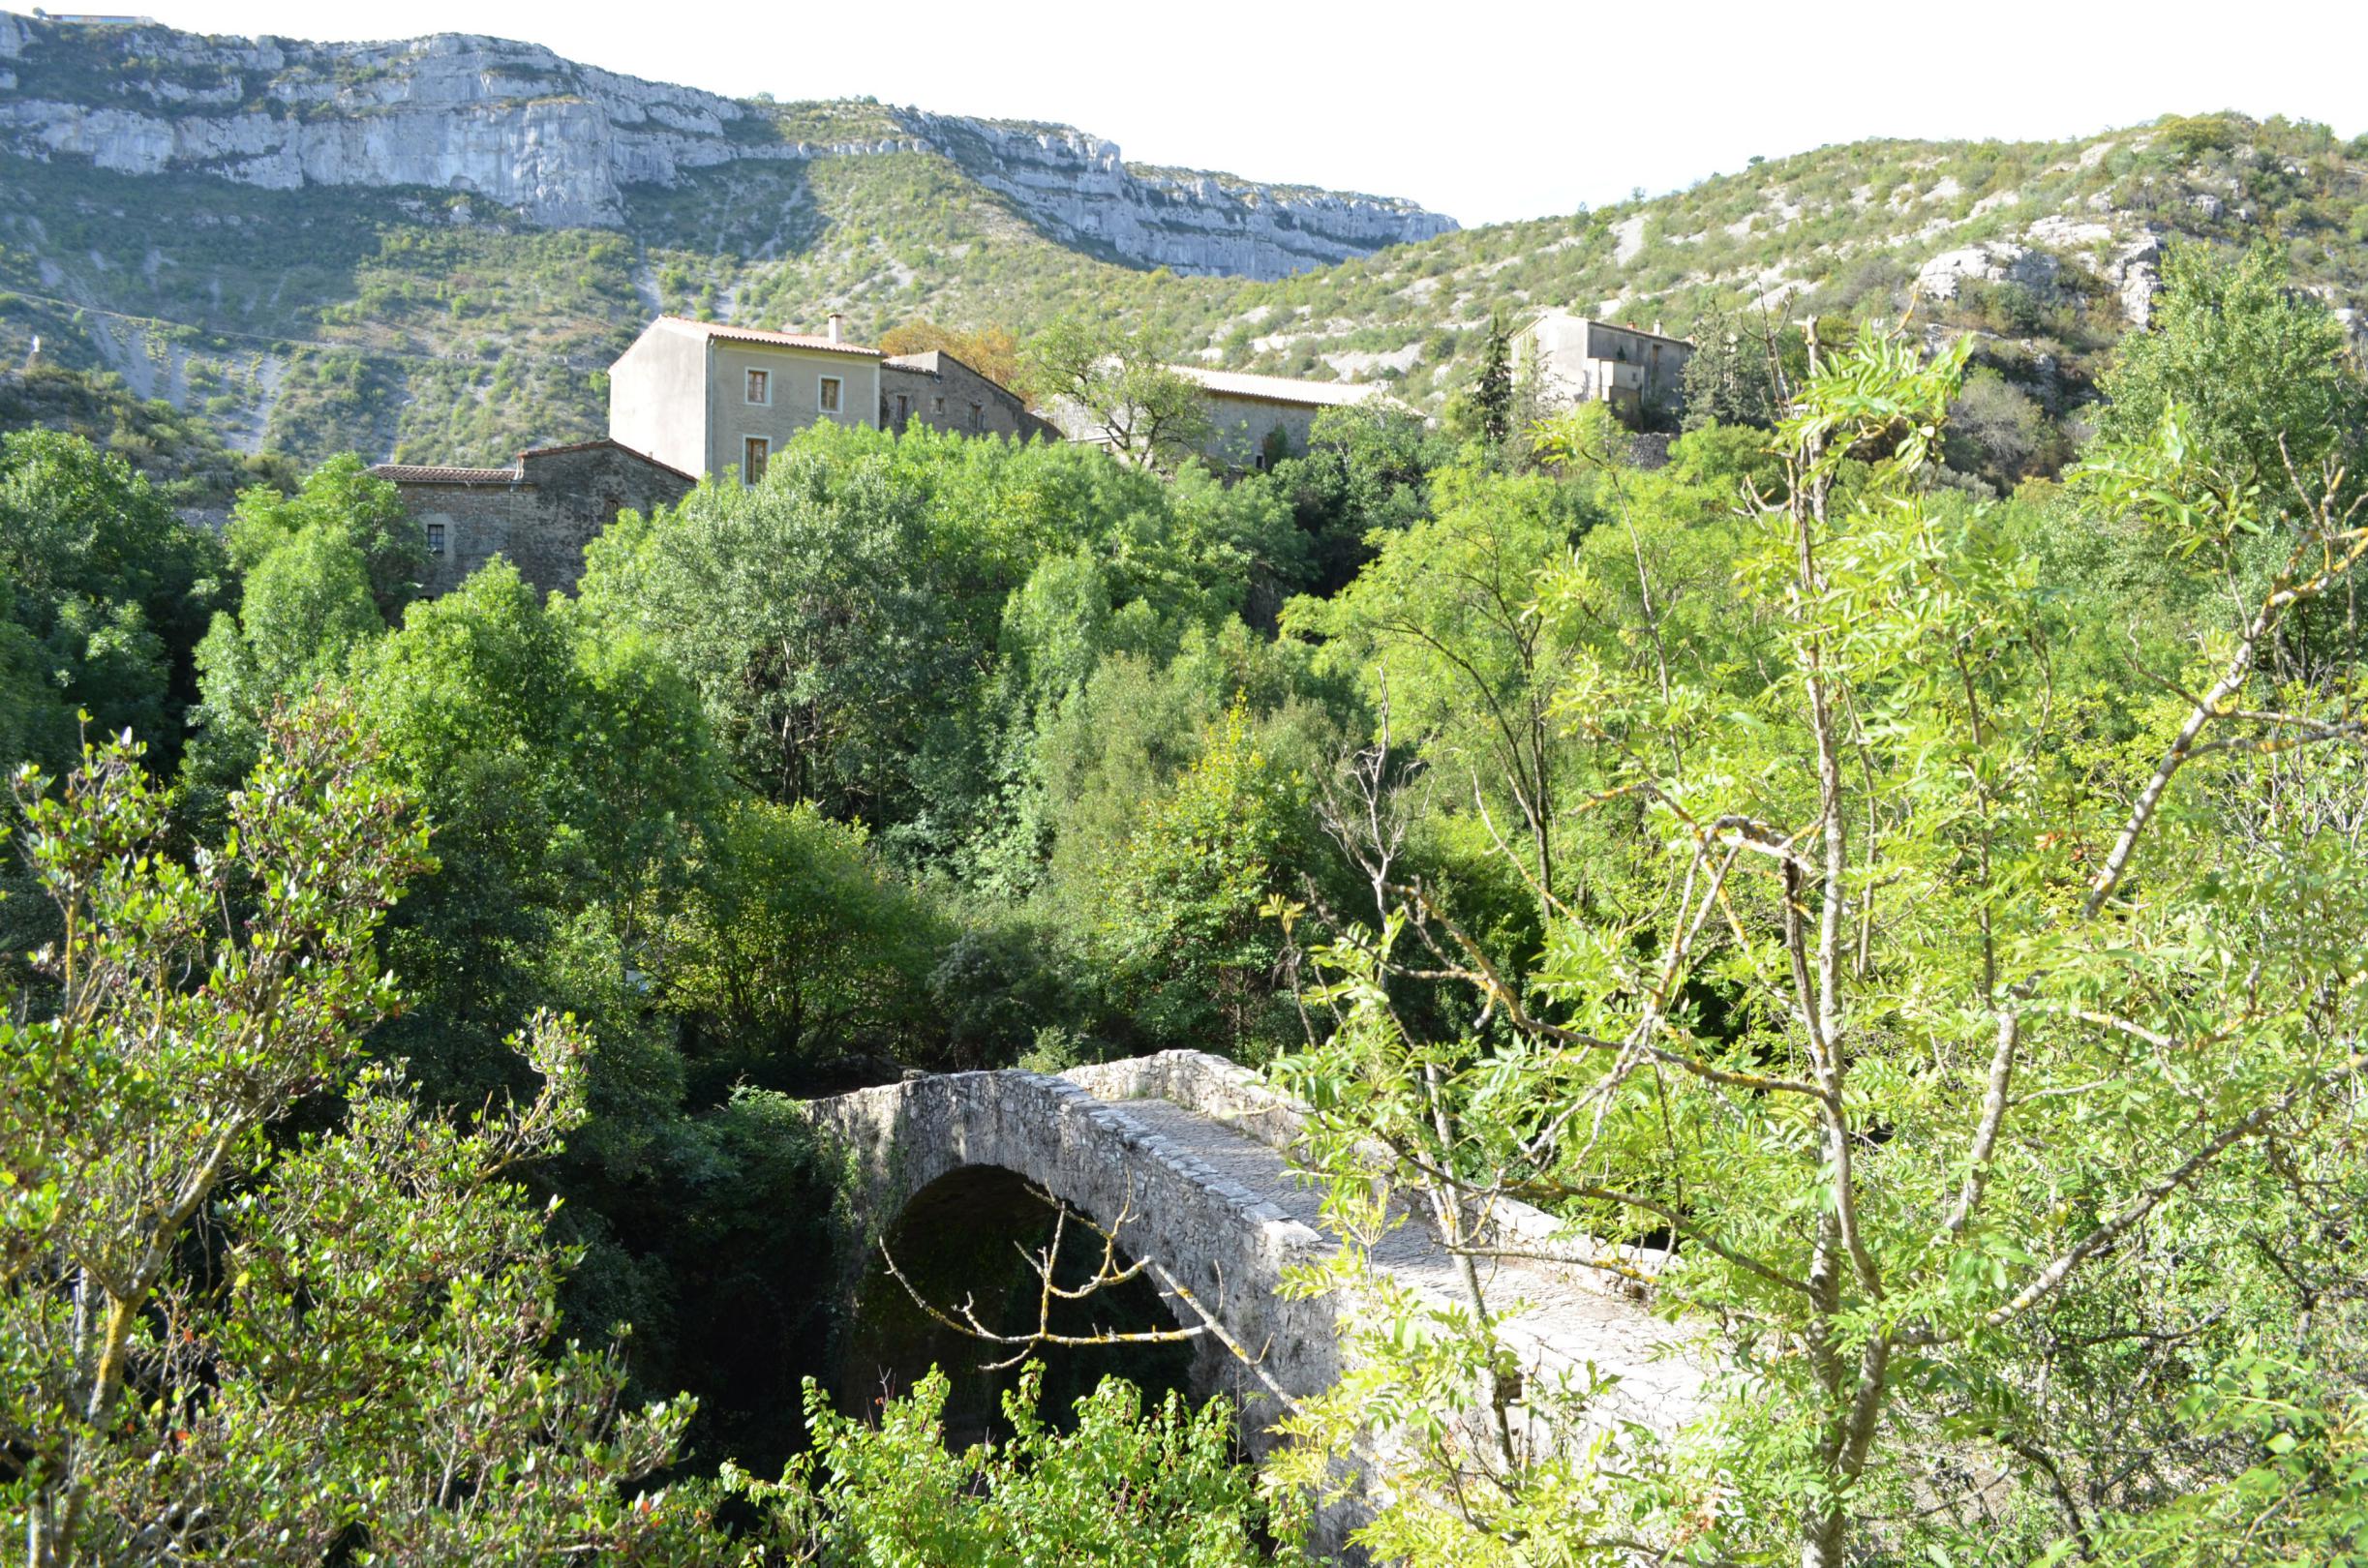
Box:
(905, 113, 1455, 277)
(0, 15, 1453, 279)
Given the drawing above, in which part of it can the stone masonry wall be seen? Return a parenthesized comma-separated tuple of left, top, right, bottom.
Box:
(801, 1050, 1709, 1553)
(387, 439, 690, 598)
(802, 1064, 1341, 1440)
(880, 352, 1056, 442)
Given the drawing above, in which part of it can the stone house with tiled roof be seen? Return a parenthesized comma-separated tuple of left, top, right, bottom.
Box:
(1517, 312, 1691, 427)
(371, 438, 694, 597)
(1169, 364, 1396, 471)
(382, 314, 1049, 599)
(609, 314, 886, 485)
(880, 348, 1059, 443)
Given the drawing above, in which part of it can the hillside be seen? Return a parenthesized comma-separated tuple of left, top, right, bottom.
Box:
(1, 8, 2364, 469)
(0, 13, 1448, 465)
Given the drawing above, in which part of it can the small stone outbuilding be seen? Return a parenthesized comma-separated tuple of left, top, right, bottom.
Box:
(372, 437, 694, 598)
(1171, 364, 1392, 471)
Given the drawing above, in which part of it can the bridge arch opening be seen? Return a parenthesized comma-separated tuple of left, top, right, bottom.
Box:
(838, 1163, 1198, 1446)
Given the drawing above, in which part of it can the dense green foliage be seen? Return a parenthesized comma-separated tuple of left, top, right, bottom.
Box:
(5, 20, 2364, 483)
(734, 1366, 1295, 1566)
(1265, 274, 2368, 1568)
(0, 709, 713, 1566)
(9, 156, 2368, 1567)
(0, 427, 225, 780)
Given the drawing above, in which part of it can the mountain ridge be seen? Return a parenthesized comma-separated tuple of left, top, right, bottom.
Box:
(0, 13, 1454, 277)
(1, 11, 2363, 478)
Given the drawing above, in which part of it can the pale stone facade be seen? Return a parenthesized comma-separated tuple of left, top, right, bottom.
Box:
(1174, 365, 1393, 470)
(1519, 311, 1691, 426)
(1045, 364, 1397, 471)
(608, 316, 885, 483)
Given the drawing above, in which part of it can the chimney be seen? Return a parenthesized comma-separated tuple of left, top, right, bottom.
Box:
(827, 313, 844, 345)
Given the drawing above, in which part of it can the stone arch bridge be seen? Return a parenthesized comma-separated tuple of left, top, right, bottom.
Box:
(801, 1050, 1705, 1451)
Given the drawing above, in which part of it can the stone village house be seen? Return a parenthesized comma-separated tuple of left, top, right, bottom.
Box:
(371, 438, 696, 598)
(377, 309, 1661, 600)
(1039, 361, 1400, 472)
(1516, 310, 1691, 426)
(378, 313, 1053, 597)
(1169, 364, 1392, 471)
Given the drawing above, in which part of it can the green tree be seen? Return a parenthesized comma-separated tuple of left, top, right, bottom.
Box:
(655, 799, 947, 1090)
(2090, 243, 2366, 503)
(0, 704, 713, 1566)
(1467, 310, 1514, 448)
(1269, 401, 1456, 595)
(1681, 302, 1804, 431)
(1285, 463, 1592, 899)
(1092, 700, 1315, 1062)
(226, 454, 427, 621)
(583, 449, 965, 822)
(1026, 318, 1211, 471)
(1273, 326, 2368, 1566)
(738, 1365, 1291, 1566)
(0, 429, 225, 774)
(182, 521, 385, 818)
(352, 561, 709, 1110)
(1946, 365, 2056, 490)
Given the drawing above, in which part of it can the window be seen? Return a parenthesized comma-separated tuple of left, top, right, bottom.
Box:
(968, 401, 984, 433)
(425, 522, 447, 556)
(744, 368, 771, 405)
(743, 436, 770, 483)
(817, 375, 842, 414)
(894, 393, 909, 427)
(932, 396, 945, 417)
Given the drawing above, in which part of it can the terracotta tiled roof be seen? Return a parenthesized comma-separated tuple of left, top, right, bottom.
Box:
(371, 463, 520, 485)
(1165, 364, 1390, 408)
(653, 316, 882, 358)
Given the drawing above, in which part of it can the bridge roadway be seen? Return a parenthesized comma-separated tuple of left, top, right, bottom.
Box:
(803, 1049, 1707, 1454)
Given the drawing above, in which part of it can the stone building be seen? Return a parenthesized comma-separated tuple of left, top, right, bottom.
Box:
(1047, 363, 1397, 471)
(382, 316, 1051, 598)
(879, 348, 1058, 441)
(1519, 311, 1691, 426)
(609, 314, 885, 484)
(1170, 365, 1394, 470)
(370, 438, 693, 597)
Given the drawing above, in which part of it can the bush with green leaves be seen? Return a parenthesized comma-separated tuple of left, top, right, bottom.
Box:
(732, 1364, 1296, 1567)
(0, 703, 718, 1567)
(1269, 325, 2368, 1566)
(2088, 242, 2367, 503)
(0, 428, 225, 777)
(1090, 699, 1318, 1064)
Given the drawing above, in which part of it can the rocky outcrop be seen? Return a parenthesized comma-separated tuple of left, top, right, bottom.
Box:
(1915, 241, 2063, 303)
(904, 113, 1454, 277)
(2016, 215, 2164, 326)
(0, 15, 1452, 278)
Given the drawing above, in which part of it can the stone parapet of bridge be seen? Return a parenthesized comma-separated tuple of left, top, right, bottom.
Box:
(800, 1049, 1707, 1470)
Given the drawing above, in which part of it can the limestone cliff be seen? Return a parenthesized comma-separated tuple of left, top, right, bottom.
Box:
(0, 14, 1453, 279)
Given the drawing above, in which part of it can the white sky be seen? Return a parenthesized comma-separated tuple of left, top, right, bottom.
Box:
(139, 0, 2365, 227)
